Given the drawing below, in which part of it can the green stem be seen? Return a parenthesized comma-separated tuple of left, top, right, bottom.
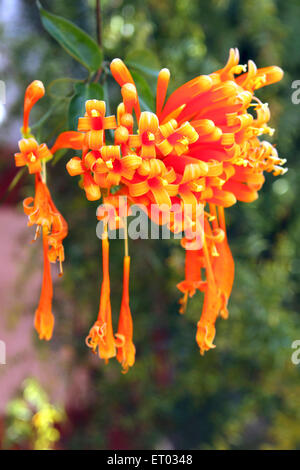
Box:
(94, 0, 103, 82)
(96, 0, 102, 48)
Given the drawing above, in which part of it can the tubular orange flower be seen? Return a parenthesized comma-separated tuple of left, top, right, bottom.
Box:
(110, 59, 141, 118)
(195, 240, 220, 355)
(16, 79, 68, 344)
(206, 205, 234, 320)
(23, 80, 45, 136)
(156, 68, 171, 116)
(34, 231, 54, 341)
(47, 207, 68, 275)
(23, 174, 68, 245)
(177, 246, 205, 314)
(23, 176, 54, 340)
(86, 228, 116, 361)
(114, 84, 138, 152)
(121, 83, 138, 115)
(110, 58, 135, 86)
(116, 256, 136, 373)
(23, 174, 68, 336)
(23, 174, 53, 231)
(212, 235, 234, 320)
(51, 131, 84, 154)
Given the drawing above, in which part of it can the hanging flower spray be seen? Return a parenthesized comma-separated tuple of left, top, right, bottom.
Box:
(15, 47, 285, 372)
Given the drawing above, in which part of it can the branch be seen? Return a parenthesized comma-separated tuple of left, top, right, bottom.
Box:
(96, 0, 102, 48)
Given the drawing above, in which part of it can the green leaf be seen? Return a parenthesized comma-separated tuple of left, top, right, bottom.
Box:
(126, 50, 161, 78)
(131, 70, 155, 112)
(51, 148, 69, 167)
(37, 1, 103, 73)
(8, 168, 26, 192)
(1, 168, 26, 203)
(31, 99, 66, 131)
(125, 51, 158, 110)
(127, 61, 160, 79)
(47, 77, 80, 99)
(68, 82, 104, 130)
(110, 185, 121, 195)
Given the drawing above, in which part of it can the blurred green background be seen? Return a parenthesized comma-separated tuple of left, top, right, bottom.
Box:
(0, 0, 300, 450)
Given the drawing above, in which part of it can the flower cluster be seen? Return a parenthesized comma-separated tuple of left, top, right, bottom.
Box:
(15, 49, 285, 370)
(14, 81, 68, 341)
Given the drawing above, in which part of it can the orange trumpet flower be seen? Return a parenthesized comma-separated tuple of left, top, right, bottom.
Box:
(116, 256, 136, 373)
(177, 247, 205, 314)
(23, 80, 45, 136)
(34, 232, 55, 341)
(51, 131, 84, 154)
(22, 174, 68, 339)
(86, 228, 116, 361)
(23, 174, 53, 231)
(15, 138, 52, 174)
(16, 79, 68, 344)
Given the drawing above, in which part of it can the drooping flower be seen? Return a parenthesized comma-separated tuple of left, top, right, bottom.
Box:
(23, 173, 54, 232)
(116, 256, 136, 373)
(34, 231, 54, 341)
(47, 204, 68, 275)
(23, 174, 68, 338)
(23, 80, 45, 136)
(86, 227, 117, 361)
(51, 131, 84, 155)
(15, 81, 68, 340)
(210, 206, 235, 320)
(177, 244, 205, 314)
